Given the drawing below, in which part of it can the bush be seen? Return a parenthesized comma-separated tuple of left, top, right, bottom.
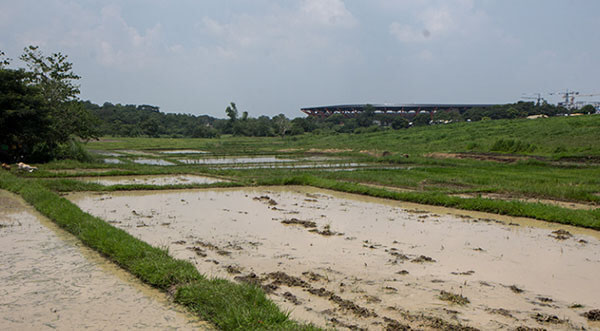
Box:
(55, 139, 96, 162)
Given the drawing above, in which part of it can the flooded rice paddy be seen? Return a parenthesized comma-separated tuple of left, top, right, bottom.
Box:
(133, 158, 176, 166)
(178, 156, 294, 164)
(68, 186, 600, 330)
(0, 190, 209, 330)
(76, 174, 225, 186)
(159, 150, 209, 154)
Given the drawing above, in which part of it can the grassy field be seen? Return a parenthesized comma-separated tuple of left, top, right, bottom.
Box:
(4, 114, 600, 329)
(71, 115, 600, 207)
(87, 115, 600, 158)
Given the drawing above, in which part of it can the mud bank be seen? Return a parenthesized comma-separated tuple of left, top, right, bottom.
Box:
(0, 190, 209, 330)
(68, 186, 600, 330)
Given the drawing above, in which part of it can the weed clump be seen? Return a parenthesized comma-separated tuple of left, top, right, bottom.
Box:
(583, 309, 600, 321)
(439, 290, 470, 305)
(509, 285, 524, 293)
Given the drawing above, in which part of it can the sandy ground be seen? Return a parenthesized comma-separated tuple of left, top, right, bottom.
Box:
(68, 186, 600, 330)
(0, 190, 210, 330)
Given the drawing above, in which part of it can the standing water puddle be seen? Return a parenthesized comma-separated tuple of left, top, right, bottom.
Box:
(0, 190, 209, 330)
(179, 156, 293, 164)
(159, 150, 209, 154)
(76, 174, 225, 186)
(133, 158, 175, 166)
(67, 187, 600, 330)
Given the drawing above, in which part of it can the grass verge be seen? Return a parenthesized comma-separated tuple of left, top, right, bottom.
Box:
(0, 171, 318, 330)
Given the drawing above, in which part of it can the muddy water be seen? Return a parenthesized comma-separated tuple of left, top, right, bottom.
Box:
(0, 190, 210, 330)
(76, 174, 225, 186)
(67, 187, 600, 330)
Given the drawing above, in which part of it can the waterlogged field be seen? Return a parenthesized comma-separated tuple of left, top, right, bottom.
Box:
(68, 186, 600, 330)
(5, 115, 600, 330)
(0, 190, 209, 330)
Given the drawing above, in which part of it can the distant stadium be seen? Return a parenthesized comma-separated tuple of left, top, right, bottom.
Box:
(301, 103, 497, 118)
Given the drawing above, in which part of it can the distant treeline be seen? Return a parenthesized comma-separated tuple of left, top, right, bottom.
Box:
(85, 100, 587, 138)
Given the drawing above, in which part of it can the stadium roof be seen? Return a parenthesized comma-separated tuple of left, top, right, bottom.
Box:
(301, 103, 498, 117)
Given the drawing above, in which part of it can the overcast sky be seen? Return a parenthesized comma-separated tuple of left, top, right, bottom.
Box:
(1, 0, 599, 118)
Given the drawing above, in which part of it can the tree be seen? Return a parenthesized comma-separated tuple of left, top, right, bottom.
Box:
(142, 117, 161, 137)
(580, 104, 596, 114)
(0, 46, 99, 162)
(0, 67, 47, 162)
(391, 116, 409, 129)
(357, 104, 375, 127)
(225, 102, 238, 122)
(272, 114, 291, 138)
(412, 113, 431, 126)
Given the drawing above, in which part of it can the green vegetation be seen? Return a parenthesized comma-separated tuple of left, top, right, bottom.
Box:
(439, 290, 470, 305)
(83, 97, 572, 139)
(0, 47, 98, 163)
(0, 171, 317, 330)
(86, 114, 600, 158)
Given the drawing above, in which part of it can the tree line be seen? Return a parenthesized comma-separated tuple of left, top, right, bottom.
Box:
(85, 100, 577, 139)
(1, 46, 591, 163)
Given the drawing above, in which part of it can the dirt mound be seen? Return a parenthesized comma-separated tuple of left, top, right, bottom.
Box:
(583, 309, 600, 321)
(532, 312, 566, 324)
(549, 229, 573, 240)
(281, 218, 317, 228)
(267, 271, 310, 288)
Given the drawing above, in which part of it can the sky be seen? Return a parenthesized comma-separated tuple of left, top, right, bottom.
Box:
(1, 0, 599, 118)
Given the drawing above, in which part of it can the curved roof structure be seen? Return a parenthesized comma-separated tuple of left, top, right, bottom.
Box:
(301, 103, 497, 118)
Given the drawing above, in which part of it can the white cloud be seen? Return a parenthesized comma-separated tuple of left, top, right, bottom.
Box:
(389, 0, 487, 43)
(299, 0, 357, 28)
(198, 1, 357, 62)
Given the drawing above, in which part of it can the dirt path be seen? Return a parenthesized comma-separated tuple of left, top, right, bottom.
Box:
(0, 190, 210, 330)
(68, 186, 600, 330)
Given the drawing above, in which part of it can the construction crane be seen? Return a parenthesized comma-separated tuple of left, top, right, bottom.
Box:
(521, 93, 545, 105)
(549, 89, 579, 109)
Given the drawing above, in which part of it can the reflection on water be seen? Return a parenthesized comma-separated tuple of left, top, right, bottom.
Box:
(179, 156, 293, 164)
(133, 158, 175, 165)
(159, 150, 209, 154)
(103, 158, 121, 164)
